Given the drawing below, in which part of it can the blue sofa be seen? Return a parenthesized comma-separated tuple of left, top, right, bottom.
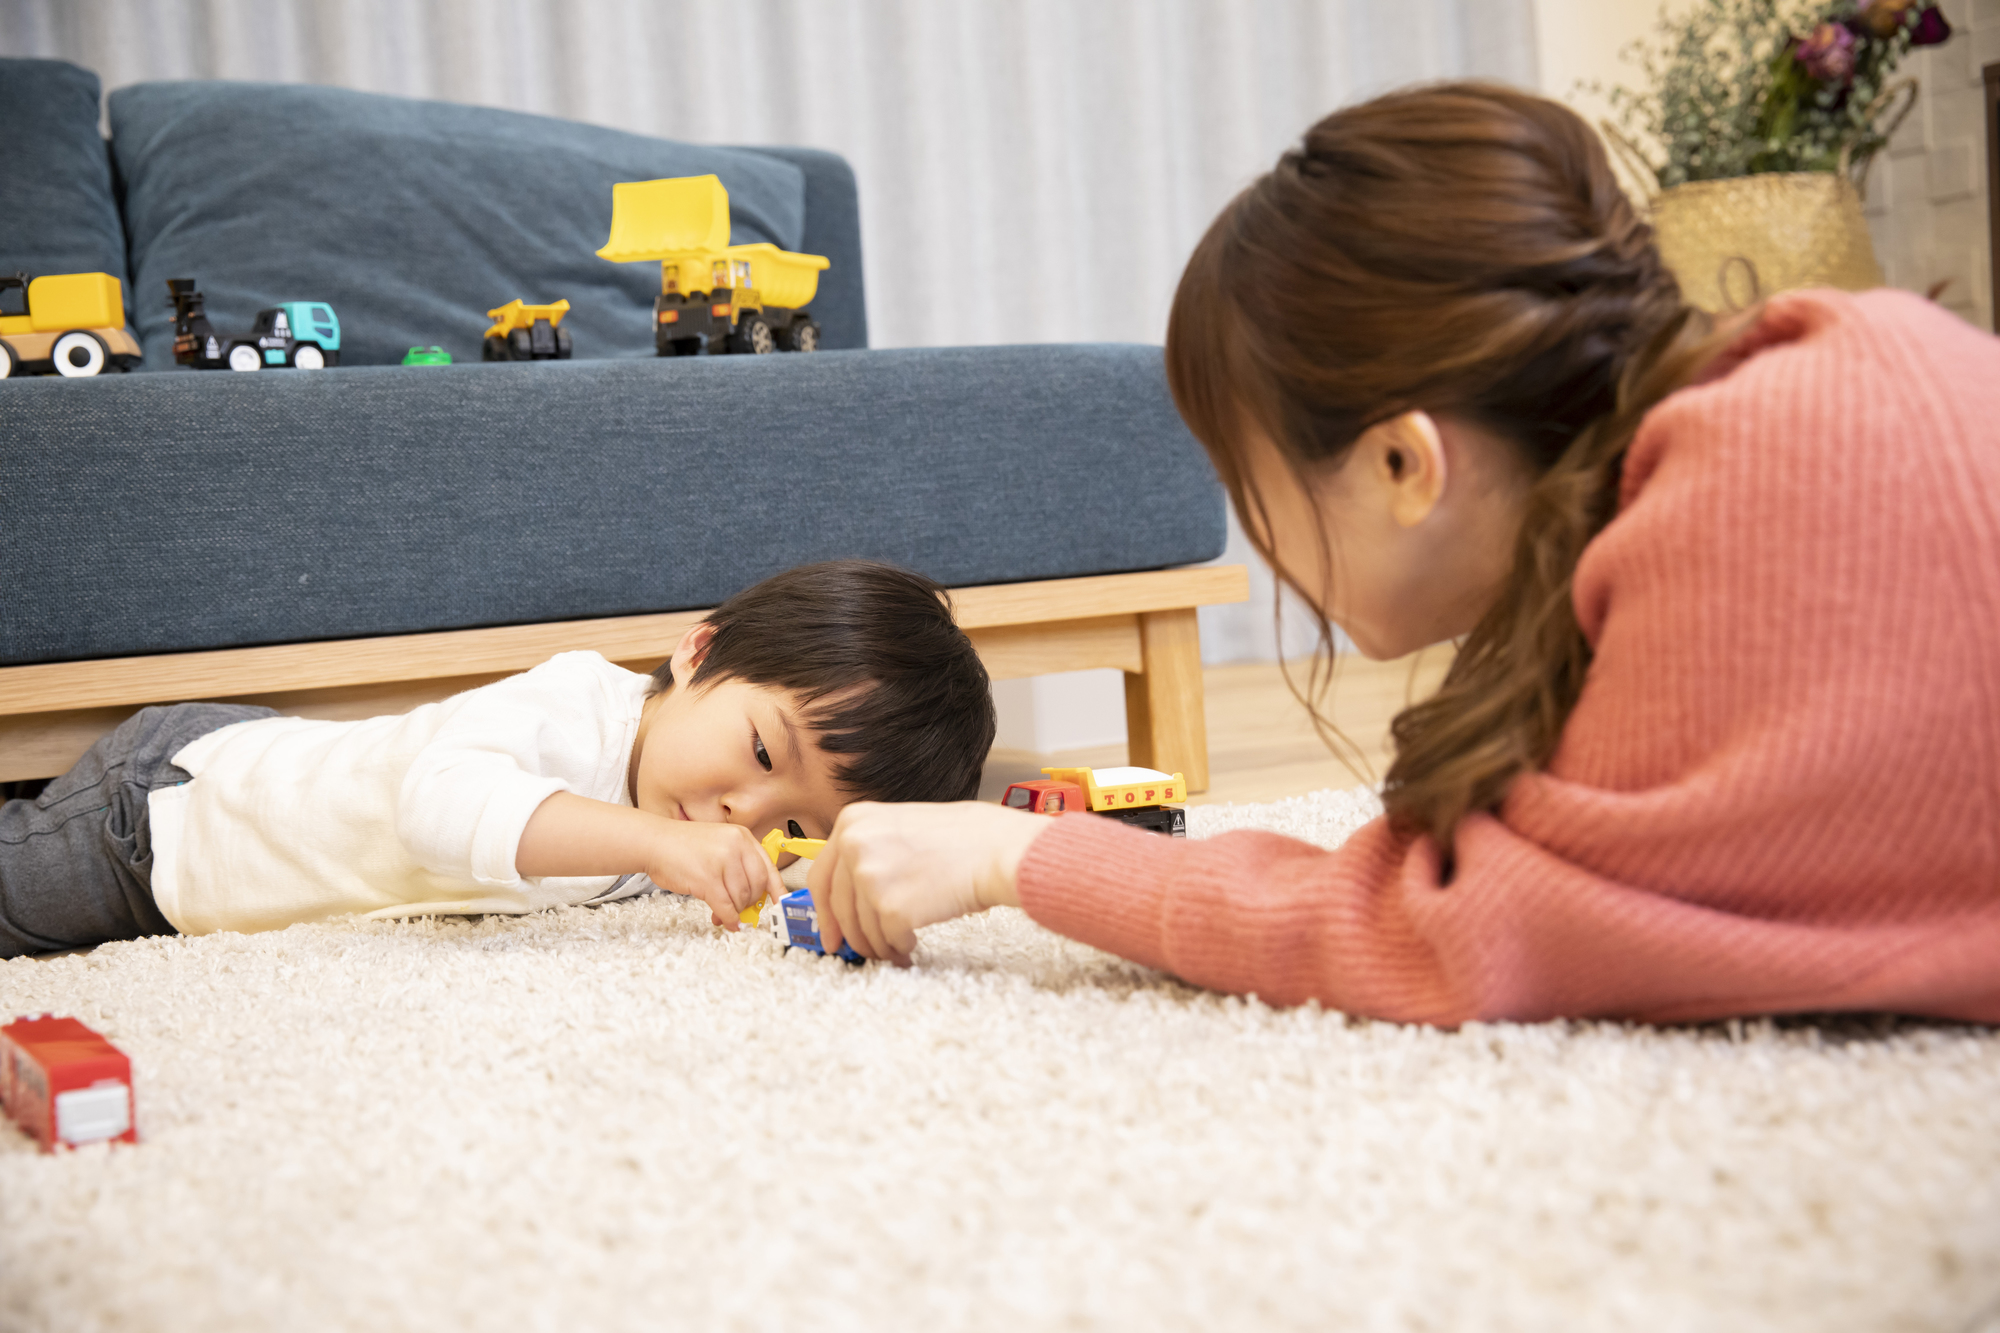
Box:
(0, 59, 1236, 785)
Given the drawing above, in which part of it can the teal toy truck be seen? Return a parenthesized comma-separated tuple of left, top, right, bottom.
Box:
(227, 301, 340, 370)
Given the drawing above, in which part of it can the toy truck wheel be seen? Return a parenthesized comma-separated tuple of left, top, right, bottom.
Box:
(482, 336, 507, 362)
(226, 342, 262, 372)
(732, 316, 775, 355)
(556, 326, 573, 359)
(51, 331, 107, 377)
(783, 319, 821, 353)
(292, 344, 326, 370)
(507, 328, 533, 360)
(0, 343, 14, 378)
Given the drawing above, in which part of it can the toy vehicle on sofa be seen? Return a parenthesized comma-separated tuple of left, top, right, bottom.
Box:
(0, 271, 142, 377)
(1002, 766, 1188, 837)
(482, 298, 573, 361)
(234, 301, 341, 370)
(167, 279, 340, 371)
(597, 174, 828, 357)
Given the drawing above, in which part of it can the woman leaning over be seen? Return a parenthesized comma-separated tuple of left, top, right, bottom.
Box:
(807, 82, 2000, 1026)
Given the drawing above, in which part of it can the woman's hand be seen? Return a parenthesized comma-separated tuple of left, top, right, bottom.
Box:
(807, 801, 1050, 965)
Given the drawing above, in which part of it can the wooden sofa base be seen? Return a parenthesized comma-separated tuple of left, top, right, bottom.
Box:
(0, 566, 1250, 791)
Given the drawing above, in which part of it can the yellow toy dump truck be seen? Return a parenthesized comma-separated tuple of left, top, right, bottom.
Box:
(0, 271, 141, 377)
(1001, 767, 1189, 837)
(596, 174, 829, 357)
(482, 298, 573, 361)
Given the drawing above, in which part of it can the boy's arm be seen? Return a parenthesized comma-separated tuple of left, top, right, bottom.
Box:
(515, 792, 782, 929)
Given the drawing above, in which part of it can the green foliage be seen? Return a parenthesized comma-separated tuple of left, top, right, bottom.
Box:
(1598, 0, 1922, 187)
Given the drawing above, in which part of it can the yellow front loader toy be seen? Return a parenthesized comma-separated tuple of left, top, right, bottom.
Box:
(0, 271, 141, 377)
(597, 174, 829, 357)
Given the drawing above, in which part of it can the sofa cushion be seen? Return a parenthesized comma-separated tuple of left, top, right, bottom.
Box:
(108, 81, 810, 369)
(0, 59, 128, 289)
(0, 345, 1225, 665)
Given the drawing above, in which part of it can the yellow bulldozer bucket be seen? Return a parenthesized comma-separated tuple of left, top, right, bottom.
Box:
(596, 175, 733, 262)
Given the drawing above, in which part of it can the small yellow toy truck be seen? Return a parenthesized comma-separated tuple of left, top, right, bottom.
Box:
(1002, 767, 1189, 837)
(0, 271, 141, 378)
(597, 174, 829, 356)
(482, 298, 573, 361)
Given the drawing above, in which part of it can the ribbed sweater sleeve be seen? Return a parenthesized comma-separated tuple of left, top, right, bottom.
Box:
(1017, 290, 2000, 1025)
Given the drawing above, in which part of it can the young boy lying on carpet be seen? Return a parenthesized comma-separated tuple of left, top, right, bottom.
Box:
(796, 83, 2000, 1026)
(0, 560, 995, 957)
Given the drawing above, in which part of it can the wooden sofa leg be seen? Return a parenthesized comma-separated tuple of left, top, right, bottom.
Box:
(1122, 606, 1210, 793)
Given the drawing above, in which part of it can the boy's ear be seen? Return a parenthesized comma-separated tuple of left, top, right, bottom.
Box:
(669, 621, 718, 682)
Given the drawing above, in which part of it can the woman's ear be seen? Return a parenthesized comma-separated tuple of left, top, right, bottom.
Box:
(1376, 411, 1448, 528)
(668, 620, 719, 683)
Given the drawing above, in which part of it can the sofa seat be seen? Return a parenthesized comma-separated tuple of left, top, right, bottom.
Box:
(4, 343, 1223, 666)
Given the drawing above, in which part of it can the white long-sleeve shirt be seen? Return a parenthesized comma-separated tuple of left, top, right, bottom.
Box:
(148, 651, 657, 936)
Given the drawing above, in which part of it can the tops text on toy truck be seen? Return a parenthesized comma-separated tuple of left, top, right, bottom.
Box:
(1002, 766, 1188, 837)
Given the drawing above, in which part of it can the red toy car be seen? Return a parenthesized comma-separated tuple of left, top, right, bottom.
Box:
(0, 1015, 137, 1153)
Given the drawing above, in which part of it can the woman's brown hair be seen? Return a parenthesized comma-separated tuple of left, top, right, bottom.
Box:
(1166, 82, 1733, 858)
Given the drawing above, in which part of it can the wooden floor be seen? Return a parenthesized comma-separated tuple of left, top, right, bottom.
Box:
(979, 646, 1455, 806)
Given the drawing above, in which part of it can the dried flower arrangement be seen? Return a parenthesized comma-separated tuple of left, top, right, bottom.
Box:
(1604, 0, 1953, 188)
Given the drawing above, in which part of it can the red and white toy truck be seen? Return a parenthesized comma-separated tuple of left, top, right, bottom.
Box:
(1001, 766, 1188, 837)
(0, 1015, 137, 1153)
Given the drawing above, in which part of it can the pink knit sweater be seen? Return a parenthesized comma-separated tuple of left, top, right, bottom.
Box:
(1018, 289, 2000, 1025)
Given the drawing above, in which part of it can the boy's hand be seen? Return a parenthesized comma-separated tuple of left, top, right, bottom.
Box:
(807, 802, 1047, 965)
(646, 821, 786, 930)
(516, 792, 782, 930)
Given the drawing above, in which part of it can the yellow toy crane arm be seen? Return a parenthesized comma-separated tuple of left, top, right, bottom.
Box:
(759, 827, 827, 865)
(741, 827, 828, 925)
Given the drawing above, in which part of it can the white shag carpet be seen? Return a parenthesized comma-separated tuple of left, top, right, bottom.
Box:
(3, 785, 1998, 1333)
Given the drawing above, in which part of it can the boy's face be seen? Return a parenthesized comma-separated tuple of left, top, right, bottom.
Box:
(630, 624, 851, 843)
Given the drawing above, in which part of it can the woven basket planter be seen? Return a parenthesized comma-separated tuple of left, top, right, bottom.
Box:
(1606, 83, 1912, 313)
(1650, 172, 1884, 312)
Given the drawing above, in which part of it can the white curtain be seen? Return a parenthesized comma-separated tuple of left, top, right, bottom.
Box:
(3, 0, 1541, 668)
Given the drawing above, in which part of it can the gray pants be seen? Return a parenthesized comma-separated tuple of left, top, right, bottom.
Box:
(0, 703, 276, 958)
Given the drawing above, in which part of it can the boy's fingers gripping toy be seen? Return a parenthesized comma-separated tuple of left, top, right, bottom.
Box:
(743, 828, 863, 963)
(0, 1015, 138, 1153)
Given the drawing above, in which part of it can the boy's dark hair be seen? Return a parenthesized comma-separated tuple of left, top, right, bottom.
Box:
(652, 560, 996, 803)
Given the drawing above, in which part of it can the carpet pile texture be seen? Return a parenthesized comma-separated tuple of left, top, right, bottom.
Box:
(2, 785, 1997, 1332)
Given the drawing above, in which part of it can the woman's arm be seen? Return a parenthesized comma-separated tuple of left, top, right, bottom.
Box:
(807, 799, 1480, 1019)
(812, 794, 1996, 1025)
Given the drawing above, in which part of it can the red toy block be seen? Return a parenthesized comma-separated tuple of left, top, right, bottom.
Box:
(0, 1015, 137, 1153)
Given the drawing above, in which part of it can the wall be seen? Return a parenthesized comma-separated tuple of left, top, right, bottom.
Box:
(1533, 0, 1659, 131)
(1535, 0, 1997, 331)
(1864, 0, 1999, 331)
